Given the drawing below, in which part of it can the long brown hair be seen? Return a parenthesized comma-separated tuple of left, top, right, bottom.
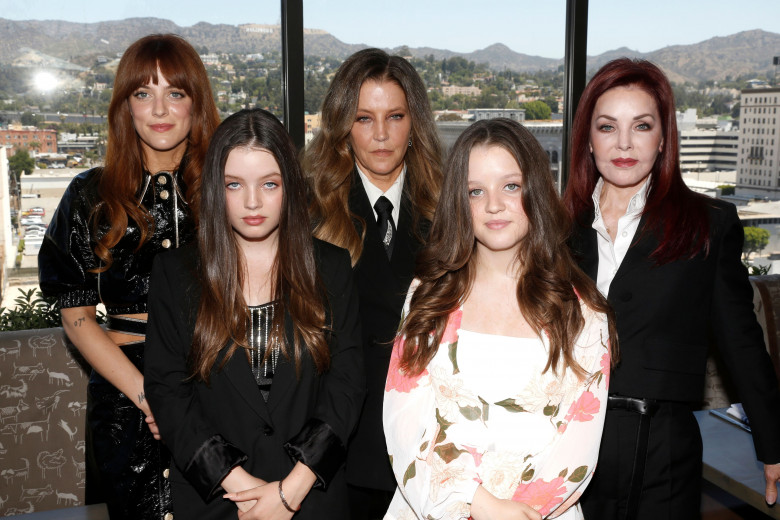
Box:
(563, 58, 709, 264)
(303, 48, 442, 265)
(93, 34, 219, 270)
(190, 109, 328, 383)
(400, 118, 617, 377)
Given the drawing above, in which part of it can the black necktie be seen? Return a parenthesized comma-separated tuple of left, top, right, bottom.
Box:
(374, 196, 396, 259)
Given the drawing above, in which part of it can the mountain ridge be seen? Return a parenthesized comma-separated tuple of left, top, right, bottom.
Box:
(1, 18, 778, 83)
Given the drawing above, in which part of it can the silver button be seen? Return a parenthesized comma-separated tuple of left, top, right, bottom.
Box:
(164, 513, 173, 520)
(163, 468, 170, 479)
(157, 175, 168, 185)
(162, 239, 172, 249)
(160, 190, 169, 200)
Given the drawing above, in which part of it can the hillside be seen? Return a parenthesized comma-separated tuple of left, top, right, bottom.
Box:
(1, 18, 778, 82)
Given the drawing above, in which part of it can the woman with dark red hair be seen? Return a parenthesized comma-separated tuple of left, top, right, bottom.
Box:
(563, 58, 780, 519)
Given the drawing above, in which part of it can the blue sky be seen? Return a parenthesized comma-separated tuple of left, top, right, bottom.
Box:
(4, 0, 780, 59)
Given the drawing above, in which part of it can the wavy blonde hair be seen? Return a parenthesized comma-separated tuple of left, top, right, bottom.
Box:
(303, 48, 442, 264)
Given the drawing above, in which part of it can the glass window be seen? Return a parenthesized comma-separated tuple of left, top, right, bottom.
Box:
(302, 1, 566, 181)
(2, 1, 283, 159)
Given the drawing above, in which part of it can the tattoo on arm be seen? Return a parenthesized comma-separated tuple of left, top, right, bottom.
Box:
(73, 316, 86, 327)
(138, 393, 145, 405)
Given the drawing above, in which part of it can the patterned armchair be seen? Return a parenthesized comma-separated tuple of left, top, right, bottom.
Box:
(0, 328, 89, 516)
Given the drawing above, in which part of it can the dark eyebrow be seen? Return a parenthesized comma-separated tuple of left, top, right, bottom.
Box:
(595, 113, 656, 121)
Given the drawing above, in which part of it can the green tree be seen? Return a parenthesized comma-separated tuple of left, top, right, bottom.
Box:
(717, 184, 735, 196)
(8, 148, 35, 181)
(437, 112, 463, 122)
(743, 226, 770, 259)
(20, 111, 43, 127)
(541, 96, 560, 114)
(522, 100, 552, 120)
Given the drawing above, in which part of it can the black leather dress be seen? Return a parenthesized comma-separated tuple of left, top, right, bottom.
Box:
(38, 167, 194, 520)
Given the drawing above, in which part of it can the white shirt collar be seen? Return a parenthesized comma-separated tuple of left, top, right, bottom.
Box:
(356, 164, 406, 224)
(591, 176, 650, 220)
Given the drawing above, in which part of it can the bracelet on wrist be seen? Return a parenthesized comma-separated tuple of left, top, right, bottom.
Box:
(278, 480, 300, 513)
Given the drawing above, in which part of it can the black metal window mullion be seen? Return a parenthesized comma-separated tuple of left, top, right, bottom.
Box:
(281, 0, 305, 150)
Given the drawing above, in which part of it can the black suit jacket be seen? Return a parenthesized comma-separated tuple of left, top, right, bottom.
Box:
(345, 171, 429, 491)
(144, 240, 364, 520)
(570, 197, 780, 463)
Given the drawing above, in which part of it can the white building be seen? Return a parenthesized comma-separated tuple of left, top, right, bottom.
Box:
(679, 129, 739, 173)
(736, 87, 780, 199)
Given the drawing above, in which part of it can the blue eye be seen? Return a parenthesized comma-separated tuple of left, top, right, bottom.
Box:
(468, 188, 483, 197)
(598, 124, 614, 132)
(505, 183, 520, 192)
(263, 181, 279, 189)
(226, 182, 241, 190)
(636, 122, 651, 131)
(133, 91, 150, 99)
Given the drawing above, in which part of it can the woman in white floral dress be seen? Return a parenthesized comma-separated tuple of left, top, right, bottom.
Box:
(383, 118, 617, 520)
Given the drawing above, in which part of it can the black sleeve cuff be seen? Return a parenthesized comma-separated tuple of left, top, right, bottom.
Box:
(183, 434, 248, 502)
(284, 418, 346, 490)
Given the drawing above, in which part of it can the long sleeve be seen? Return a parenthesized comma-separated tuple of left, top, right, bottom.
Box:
(384, 286, 611, 520)
(384, 309, 478, 520)
(144, 253, 247, 502)
(709, 203, 780, 463)
(504, 306, 610, 518)
(284, 242, 366, 488)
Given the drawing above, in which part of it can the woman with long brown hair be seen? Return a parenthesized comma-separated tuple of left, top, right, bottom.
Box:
(303, 47, 443, 518)
(563, 58, 780, 519)
(144, 108, 364, 519)
(384, 118, 616, 520)
(38, 34, 219, 518)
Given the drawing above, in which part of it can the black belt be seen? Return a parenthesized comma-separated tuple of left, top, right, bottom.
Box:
(105, 315, 147, 336)
(607, 395, 658, 416)
(607, 395, 658, 520)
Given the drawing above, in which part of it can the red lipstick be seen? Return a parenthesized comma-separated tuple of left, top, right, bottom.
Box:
(611, 158, 638, 168)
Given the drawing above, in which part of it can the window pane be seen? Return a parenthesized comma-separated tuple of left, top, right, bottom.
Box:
(303, 0, 567, 181)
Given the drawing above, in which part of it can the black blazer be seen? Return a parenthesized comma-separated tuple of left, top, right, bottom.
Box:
(345, 170, 428, 491)
(144, 240, 364, 520)
(570, 197, 780, 463)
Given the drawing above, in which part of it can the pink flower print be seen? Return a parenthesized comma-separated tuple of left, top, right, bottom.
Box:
(463, 445, 483, 467)
(564, 391, 600, 423)
(441, 309, 463, 344)
(512, 477, 567, 516)
(385, 336, 428, 393)
(600, 352, 611, 388)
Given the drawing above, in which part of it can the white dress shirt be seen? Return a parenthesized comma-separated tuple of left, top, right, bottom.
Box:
(591, 177, 650, 297)
(356, 164, 405, 225)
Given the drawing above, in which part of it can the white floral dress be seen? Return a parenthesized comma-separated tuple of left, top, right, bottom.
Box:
(383, 287, 611, 520)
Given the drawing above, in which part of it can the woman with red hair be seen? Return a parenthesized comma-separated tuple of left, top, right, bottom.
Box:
(39, 34, 219, 519)
(563, 58, 780, 519)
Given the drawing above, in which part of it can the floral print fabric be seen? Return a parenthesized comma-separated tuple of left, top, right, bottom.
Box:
(383, 284, 610, 520)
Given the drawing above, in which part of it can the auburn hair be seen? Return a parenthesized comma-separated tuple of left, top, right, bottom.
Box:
(303, 48, 442, 265)
(400, 118, 617, 377)
(93, 33, 219, 270)
(190, 109, 329, 383)
(563, 58, 710, 263)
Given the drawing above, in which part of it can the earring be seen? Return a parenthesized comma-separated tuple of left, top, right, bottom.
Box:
(408, 139, 412, 148)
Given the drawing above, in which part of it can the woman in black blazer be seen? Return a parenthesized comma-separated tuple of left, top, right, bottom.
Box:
(303, 49, 443, 519)
(563, 58, 780, 520)
(144, 109, 364, 519)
